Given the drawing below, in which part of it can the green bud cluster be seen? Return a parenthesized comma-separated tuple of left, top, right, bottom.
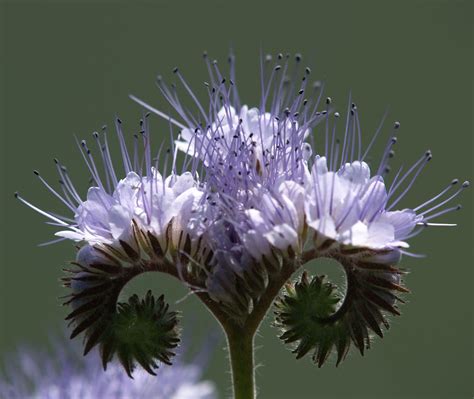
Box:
(100, 290, 180, 377)
(274, 264, 407, 367)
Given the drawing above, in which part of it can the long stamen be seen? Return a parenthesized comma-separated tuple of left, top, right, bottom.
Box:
(54, 160, 82, 205)
(92, 132, 112, 193)
(75, 138, 104, 190)
(15, 193, 77, 228)
(387, 151, 429, 198)
(324, 97, 331, 157)
(228, 50, 241, 109)
(101, 130, 119, 188)
(114, 118, 132, 175)
(414, 179, 459, 212)
(419, 181, 469, 217)
(387, 151, 432, 209)
(174, 68, 209, 126)
(422, 204, 462, 222)
(361, 109, 390, 161)
(375, 136, 397, 176)
(339, 93, 352, 167)
(129, 95, 186, 130)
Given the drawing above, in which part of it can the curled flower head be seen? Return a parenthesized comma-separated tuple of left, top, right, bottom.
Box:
(18, 51, 469, 374)
(16, 115, 212, 373)
(0, 333, 217, 399)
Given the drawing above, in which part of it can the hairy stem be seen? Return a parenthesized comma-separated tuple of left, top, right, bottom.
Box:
(226, 327, 255, 399)
(224, 261, 298, 399)
(177, 260, 302, 399)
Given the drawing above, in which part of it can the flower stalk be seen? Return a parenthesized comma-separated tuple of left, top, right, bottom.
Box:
(213, 261, 297, 399)
(226, 327, 255, 399)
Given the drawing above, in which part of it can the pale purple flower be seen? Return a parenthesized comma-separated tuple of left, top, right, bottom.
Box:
(16, 118, 204, 256)
(243, 180, 306, 258)
(0, 336, 217, 399)
(301, 103, 469, 257)
(175, 104, 312, 173)
(305, 156, 418, 249)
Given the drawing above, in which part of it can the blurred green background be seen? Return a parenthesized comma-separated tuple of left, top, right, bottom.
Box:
(0, 1, 472, 398)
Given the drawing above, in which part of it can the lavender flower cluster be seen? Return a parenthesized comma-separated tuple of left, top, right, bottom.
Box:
(17, 51, 468, 367)
(0, 336, 216, 399)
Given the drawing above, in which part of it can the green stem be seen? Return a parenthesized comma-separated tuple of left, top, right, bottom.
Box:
(189, 260, 301, 399)
(226, 327, 255, 399)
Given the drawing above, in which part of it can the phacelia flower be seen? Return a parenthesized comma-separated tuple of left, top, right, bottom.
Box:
(18, 51, 469, 374)
(0, 334, 217, 399)
(300, 102, 469, 257)
(17, 118, 204, 257)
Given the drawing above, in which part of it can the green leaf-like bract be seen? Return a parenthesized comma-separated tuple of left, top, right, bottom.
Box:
(275, 265, 408, 367)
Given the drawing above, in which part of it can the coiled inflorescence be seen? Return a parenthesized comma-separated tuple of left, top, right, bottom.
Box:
(17, 51, 469, 373)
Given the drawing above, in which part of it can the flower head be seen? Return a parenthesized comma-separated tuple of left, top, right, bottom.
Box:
(18, 51, 469, 369)
(17, 118, 204, 257)
(0, 334, 217, 399)
(303, 106, 469, 257)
